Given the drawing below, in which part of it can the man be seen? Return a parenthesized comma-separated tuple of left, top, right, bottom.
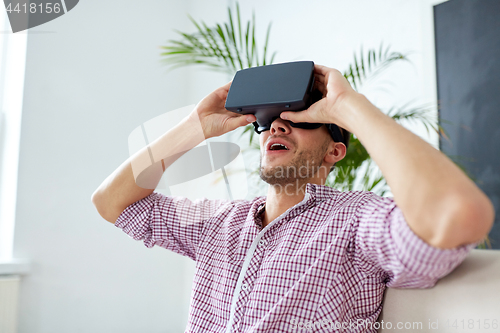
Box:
(92, 65, 494, 332)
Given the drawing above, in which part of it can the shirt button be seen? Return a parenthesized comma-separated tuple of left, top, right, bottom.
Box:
(241, 283, 248, 291)
(259, 240, 267, 247)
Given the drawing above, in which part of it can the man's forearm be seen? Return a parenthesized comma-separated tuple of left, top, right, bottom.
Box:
(91, 113, 206, 223)
(340, 93, 494, 248)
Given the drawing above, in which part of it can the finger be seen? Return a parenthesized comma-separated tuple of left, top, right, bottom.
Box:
(227, 114, 255, 131)
(280, 109, 312, 124)
(315, 74, 326, 85)
(314, 80, 327, 95)
(314, 64, 330, 76)
(216, 81, 233, 100)
(315, 65, 343, 82)
(245, 114, 256, 123)
(220, 80, 233, 93)
(281, 98, 328, 123)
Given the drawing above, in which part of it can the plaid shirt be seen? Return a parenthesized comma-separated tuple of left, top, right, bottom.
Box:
(115, 183, 475, 332)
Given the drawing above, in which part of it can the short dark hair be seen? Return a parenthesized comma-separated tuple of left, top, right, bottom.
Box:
(330, 129, 349, 171)
(338, 127, 351, 150)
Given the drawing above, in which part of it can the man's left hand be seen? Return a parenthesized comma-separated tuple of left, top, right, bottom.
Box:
(279, 64, 357, 132)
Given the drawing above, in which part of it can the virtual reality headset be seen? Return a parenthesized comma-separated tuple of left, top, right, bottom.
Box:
(225, 61, 346, 145)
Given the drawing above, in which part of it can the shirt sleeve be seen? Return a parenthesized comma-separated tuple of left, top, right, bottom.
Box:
(114, 192, 230, 261)
(353, 193, 479, 288)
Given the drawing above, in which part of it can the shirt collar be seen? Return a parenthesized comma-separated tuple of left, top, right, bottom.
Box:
(307, 182, 341, 203)
(253, 183, 340, 220)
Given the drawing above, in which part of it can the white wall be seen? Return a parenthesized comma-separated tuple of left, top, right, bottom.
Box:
(12, 0, 444, 332)
(13, 1, 195, 332)
(0, 10, 28, 261)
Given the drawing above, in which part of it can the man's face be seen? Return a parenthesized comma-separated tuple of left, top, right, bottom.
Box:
(259, 118, 333, 186)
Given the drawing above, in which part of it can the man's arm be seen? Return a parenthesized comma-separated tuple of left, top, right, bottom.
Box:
(91, 81, 255, 223)
(91, 115, 204, 223)
(281, 65, 494, 249)
(337, 93, 494, 249)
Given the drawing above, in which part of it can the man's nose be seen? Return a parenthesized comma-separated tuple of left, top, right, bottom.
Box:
(270, 117, 291, 135)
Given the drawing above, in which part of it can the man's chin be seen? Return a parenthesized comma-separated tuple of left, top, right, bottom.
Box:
(260, 163, 288, 174)
(260, 165, 305, 185)
(262, 154, 291, 165)
(262, 152, 294, 165)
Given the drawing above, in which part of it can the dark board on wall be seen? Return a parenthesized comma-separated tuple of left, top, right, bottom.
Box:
(434, 0, 500, 248)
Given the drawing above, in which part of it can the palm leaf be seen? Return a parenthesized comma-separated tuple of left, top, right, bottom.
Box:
(343, 42, 410, 91)
(160, 1, 275, 73)
(386, 102, 439, 136)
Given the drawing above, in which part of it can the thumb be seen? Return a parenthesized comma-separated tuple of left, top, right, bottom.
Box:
(226, 114, 256, 131)
(280, 100, 324, 123)
(280, 110, 309, 123)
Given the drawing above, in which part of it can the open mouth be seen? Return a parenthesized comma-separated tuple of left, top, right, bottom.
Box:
(269, 143, 289, 151)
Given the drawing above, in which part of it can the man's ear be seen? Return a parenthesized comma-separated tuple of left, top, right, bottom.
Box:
(324, 141, 346, 166)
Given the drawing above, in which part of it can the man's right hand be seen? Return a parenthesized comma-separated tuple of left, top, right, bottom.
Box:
(92, 81, 255, 223)
(191, 81, 256, 139)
